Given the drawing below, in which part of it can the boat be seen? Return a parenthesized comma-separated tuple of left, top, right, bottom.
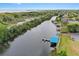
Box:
(42, 36, 59, 48)
(50, 36, 59, 47)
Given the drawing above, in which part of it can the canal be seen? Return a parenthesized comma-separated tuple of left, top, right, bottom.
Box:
(0, 16, 57, 56)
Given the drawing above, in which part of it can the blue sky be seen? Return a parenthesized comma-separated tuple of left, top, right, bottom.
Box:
(0, 3, 79, 10)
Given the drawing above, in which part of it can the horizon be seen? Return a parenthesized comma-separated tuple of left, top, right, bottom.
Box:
(0, 3, 79, 11)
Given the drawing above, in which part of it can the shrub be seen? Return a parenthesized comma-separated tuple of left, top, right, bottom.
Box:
(67, 22, 79, 33)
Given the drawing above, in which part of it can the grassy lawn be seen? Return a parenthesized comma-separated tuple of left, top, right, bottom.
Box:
(56, 34, 79, 56)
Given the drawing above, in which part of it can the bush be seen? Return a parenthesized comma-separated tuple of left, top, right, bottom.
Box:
(67, 22, 79, 33)
(57, 50, 67, 56)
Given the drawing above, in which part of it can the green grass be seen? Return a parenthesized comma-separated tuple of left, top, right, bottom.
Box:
(56, 34, 79, 56)
(50, 26, 79, 56)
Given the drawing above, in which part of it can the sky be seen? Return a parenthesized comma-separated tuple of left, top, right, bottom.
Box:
(0, 3, 79, 10)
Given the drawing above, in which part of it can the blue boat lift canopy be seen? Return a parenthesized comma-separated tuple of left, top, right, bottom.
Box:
(50, 36, 59, 43)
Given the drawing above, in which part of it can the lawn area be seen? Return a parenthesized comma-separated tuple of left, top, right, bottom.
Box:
(56, 34, 79, 56)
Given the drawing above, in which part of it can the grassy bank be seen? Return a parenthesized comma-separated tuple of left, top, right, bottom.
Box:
(55, 34, 79, 56)
(50, 34, 79, 56)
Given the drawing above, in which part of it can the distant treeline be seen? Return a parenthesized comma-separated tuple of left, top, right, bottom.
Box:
(0, 11, 57, 24)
